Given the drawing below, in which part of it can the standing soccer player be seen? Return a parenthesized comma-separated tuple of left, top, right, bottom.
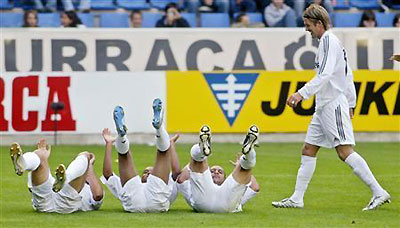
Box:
(272, 4, 390, 211)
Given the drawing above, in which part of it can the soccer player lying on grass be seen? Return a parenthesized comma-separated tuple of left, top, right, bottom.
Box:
(272, 4, 390, 211)
(100, 128, 181, 206)
(102, 98, 176, 212)
(177, 162, 260, 212)
(10, 139, 104, 213)
(177, 124, 259, 213)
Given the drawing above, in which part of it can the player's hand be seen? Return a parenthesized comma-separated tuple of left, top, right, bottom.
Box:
(287, 92, 303, 108)
(389, 54, 400, 62)
(102, 128, 116, 144)
(349, 108, 354, 119)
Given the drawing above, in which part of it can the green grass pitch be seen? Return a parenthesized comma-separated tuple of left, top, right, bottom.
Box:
(1, 142, 399, 227)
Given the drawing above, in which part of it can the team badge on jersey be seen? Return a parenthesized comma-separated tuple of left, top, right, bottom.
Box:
(203, 73, 259, 126)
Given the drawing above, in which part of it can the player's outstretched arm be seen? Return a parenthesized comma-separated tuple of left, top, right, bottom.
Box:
(390, 54, 400, 62)
(102, 128, 115, 179)
(87, 153, 104, 202)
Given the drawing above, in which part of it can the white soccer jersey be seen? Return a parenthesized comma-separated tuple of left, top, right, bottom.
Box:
(298, 30, 357, 110)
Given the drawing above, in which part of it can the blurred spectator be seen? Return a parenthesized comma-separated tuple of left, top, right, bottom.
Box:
(394, 13, 400, 27)
(359, 10, 377, 27)
(34, 0, 57, 12)
(156, 3, 190, 27)
(295, 0, 333, 26)
(130, 10, 142, 28)
(264, 0, 296, 27)
(183, 0, 229, 13)
(231, 12, 265, 27)
(231, 0, 257, 13)
(198, 0, 219, 12)
(23, 10, 39, 27)
(61, 11, 85, 28)
(62, 0, 91, 12)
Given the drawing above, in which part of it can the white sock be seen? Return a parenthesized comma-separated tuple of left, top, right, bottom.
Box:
(21, 152, 41, 171)
(240, 148, 256, 170)
(290, 155, 317, 203)
(156, 125, 170, 152)
(345, 152, 385, 196)
(190, 144, 205, 162)
(241, 187, 258, 206)
(65, 155, 89, 183)
(19, 152, 40, 171)
(115, 135, 130, 155)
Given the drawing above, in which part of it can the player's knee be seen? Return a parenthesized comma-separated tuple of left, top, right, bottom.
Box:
(302, 144, 316, 156)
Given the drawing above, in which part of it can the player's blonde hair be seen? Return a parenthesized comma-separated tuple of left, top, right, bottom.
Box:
(303, 4, 330, 30)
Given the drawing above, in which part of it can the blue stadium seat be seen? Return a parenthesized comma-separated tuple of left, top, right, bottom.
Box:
(181, 13, 197, 27)
(117, 0, 150, 10)
(349, 0, 380, 10)
(91, 0, 116, 10)
(234, 12, 263, 23)
(201, 13, 230, 27)
(38, 13, 61, 27)
(78, 13, 94, 27)
(99, 13, 130, 28)
(334, 0, 350, 10)
(333, 12, 362, 27)
(375, 13, 396, 27)
(141, 12, 163, 28)
(0, 0, 13, 9)
(0, 13, 23, 27)
(151, 0, 179, 10)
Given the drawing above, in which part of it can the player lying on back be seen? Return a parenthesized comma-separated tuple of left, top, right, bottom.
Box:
(10, 139, 103, 213)
(272, 4, 390, 211)
(100, 98, 176, 212)
(177, 125, 259, 213)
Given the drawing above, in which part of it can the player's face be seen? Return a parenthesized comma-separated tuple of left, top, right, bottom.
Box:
(210, 165, 225, 185)
(141, 167, 153, 183)
(304, 18, 319, 39)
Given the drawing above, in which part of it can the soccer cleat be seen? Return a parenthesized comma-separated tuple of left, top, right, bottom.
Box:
(272, 198, 304, 209)
(113, 106, 127, 137)
(362, 191, 391, 211)
(152, 98, 164, 129)
(242, 125, 259, 155)
(199, 125, 212, 156)
(10, 142, 24, 176)
(52, 164, 66, 192)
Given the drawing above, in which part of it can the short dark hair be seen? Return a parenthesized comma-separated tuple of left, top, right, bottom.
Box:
(63, 11, 82, 27)
(393, 13, 400, 27)
(130, 10, 142, 19)
(235, 13, 247, 23)
(164, 2, 179, 12)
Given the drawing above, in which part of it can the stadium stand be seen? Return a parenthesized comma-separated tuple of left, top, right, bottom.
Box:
(0, 12, 23, 27)
(234, 12, 263, 23)
(375, 12, 396, 27)
(117, 0, 151, 10)
(78, 13, 94, 27)
(91, 0, 117, 10)
(349, 0, 381, 10)
(181, 12, 197, 27)
(99, 13, 130, 27)
(0, 0, 13, 9)
(201, 13, 230, 27)
(333, 12, 363, 27)
(38, 13, 61, 27)
(141, 12, 163, 28)
(151, 0, 179, 10)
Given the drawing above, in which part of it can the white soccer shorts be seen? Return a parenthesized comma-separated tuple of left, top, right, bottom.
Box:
(30, 174, 102, 213)
(305, 94, 355, 149)
(189, 169, 247, 213)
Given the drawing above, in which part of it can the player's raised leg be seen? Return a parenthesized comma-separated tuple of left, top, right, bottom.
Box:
(189, 125, 212, 173)
(10, 139, 49, 186)
(232, 125, 259, 185)
(337, 145, 391, 211)
(151, 98, 171, 184)
(272, 143, 319, 208)
(113, 105, 138, 186)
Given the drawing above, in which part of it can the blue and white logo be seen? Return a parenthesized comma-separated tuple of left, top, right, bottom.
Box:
(204, 73, 259, 126)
